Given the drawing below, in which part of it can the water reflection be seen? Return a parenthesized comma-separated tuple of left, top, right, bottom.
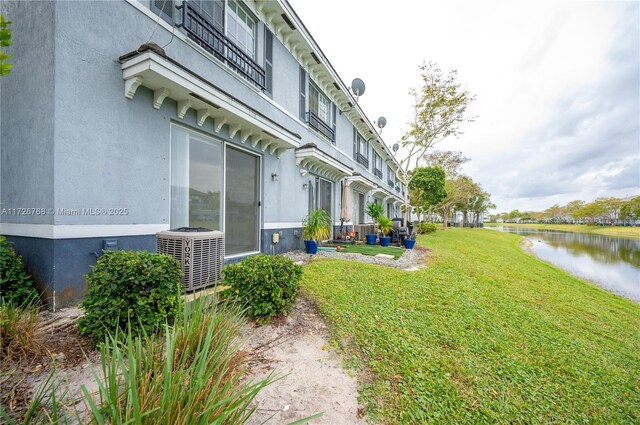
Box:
(490, 226, 640, 303)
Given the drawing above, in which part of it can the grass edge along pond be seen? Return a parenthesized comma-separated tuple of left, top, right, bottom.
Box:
(484, 222, 640, 239)
(302, 228, 640, 424)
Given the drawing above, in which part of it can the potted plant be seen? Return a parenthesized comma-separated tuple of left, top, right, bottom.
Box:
(365, 202, 384, 245)
(377, 215, 393, 247)
(404, 232, 417, 249)
(302, 209, 332, 254)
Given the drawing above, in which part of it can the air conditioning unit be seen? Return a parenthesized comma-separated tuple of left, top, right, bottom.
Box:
(156, 228, 225, 292)
(354, 224, 375, 241)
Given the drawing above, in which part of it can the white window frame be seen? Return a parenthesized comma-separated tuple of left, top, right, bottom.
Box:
(225, 0, 257, 59)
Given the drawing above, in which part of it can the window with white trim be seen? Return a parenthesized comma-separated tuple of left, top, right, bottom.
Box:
(226, 0, 256, 59)
(353, 129, 369, 168)
(308, 83, 336, 142)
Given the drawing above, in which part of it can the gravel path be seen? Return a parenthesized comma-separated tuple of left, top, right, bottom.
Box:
(283, 245, 428, 270)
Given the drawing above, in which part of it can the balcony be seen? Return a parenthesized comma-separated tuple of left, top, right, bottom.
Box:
(373, 168, 383, 179)
(178, 1, 266, 89)
(355, 153, 369, 168)
(307, 111, 336, 143)
(388, 179, 395, 187)
(395, 186, 400, 193)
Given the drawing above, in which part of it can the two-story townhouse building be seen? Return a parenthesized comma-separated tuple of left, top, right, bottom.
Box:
(0, 0, 408, 307)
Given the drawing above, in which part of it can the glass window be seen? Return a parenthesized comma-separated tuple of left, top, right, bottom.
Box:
(309, 84, 331, 126)
(357, 133, 368, 158)
(318, 178, 332, 219)
(171, 126, 223, 231)
(226, 0, 256, 59)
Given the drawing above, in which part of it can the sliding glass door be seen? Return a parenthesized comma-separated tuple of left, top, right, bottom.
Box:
(225, 146, 260, 256)
(170, 125, 260, 257)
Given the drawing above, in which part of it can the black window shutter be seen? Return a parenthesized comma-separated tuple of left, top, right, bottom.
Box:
(264, 28, 273, 96)
(299, 66, 307, 121)
(353, 126, 357, 159)
(332, 103, 337, 137)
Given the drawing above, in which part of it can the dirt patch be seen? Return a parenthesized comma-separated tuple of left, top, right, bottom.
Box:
(2, 293, 375, 423)
(241, 295, 367, 425)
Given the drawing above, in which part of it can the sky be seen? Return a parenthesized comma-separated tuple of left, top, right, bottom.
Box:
(287, 0, 640, 213)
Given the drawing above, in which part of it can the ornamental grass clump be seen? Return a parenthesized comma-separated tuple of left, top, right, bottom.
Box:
(0, 298, 45, 367)
(223, 254, 302, 322)
(82, 297, 273, 424)
(77, 250, 183, 345)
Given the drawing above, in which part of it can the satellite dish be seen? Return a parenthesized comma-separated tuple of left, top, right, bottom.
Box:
(377, 116, 387, 129)
(392, 143, 399, 153)
(351, 78, 366, 98)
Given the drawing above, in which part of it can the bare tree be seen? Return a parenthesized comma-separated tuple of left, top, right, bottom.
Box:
(398, 62, 476, 226)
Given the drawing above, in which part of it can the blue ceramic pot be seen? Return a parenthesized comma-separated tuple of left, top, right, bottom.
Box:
(366, 234, 377, 245)
(305, 240, 318, 254)
(404, 239, 416, 249)
(380, 236, 391, 247)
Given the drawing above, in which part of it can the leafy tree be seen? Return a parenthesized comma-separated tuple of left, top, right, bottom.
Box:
(422, 150, 470, 178)
(564, 200, 586, 222)
(399, 62, 476, 225)
(0, 15, 12, 76)
(409, 166, 447, 221)
(436, 175, 476, 228)
(619, 196, 640, 224)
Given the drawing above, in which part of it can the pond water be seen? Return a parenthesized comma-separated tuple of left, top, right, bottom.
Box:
(489, 226, 640, 303)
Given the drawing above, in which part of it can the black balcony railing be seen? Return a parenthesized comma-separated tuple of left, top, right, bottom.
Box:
(307, 111, 335, 143)
(355, 153, 369, 168)
(373, 168, 382, 179)
(177, 1, 266, 89)
(388, 179, 395, 187)
(395, 186, 400, 193)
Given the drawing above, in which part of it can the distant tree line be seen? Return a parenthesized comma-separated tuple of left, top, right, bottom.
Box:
(490, 196, 640, 226)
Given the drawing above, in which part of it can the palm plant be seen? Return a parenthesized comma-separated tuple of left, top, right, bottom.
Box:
(302, 209, 332, 242)
(366, 202, 384, 222)
(376, 215, 394, 237)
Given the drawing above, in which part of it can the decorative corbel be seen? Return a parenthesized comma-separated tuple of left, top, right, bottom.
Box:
(153, 88, 170, 109)
(177, 100, 193, 119)
(124, 76, 143, 99)
(228, 123, 241, 139)
(214, 116, 227, 133)
(197, 109, 212, 127)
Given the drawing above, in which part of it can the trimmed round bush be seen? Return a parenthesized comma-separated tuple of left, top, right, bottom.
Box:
(78, 250, 183, 344)
(223, 254, 302, 322)
(418, 222, 438, 234)
(0, 236, 38, 305)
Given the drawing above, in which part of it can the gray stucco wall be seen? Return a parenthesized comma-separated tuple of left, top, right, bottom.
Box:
(0, 1, 56, 225)
(1, 0, 401, 307)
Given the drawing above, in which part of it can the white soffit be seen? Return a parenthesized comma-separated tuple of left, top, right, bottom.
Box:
(345, 175, 377, 193)
(121, 52, 299, 157)
(295, 145, 353, 180)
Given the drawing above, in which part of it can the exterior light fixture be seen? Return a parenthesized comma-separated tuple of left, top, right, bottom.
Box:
(271, 173, 278, 181)
(302, 183, 308, 190)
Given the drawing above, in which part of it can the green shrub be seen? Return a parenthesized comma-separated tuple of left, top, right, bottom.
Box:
(418, 222, 438, 234)
(0, 236, 38, 305)
(77, 250, 183, 344)
(223, 254, 302, 322)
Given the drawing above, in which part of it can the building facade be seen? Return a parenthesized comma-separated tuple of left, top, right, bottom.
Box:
(0, 0, 407, 307)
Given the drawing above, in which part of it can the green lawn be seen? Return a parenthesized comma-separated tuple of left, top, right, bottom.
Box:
(302, 229, 640, 424)
(324, 243, 404, 259)
(484, 222, 640, 239)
